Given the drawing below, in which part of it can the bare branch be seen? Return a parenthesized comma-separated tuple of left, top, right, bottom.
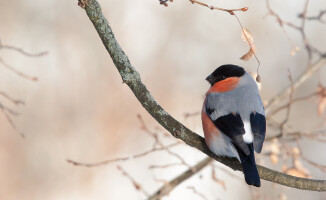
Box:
(278, 69, 295, 136)
(265, 57, 326, 113)
(78, 0, 326, 191)
(267, 92, 317, 118)
(296, 139, 326, 173)
(148, 157, 213, 200)
(264, 0, 326, 113)
(300, 10, 326, 23)
(0, 37, 47, 80)
(149, 163, 185, 169)
(187, 186, 209, 200)
(66, 142, 180, 167)
(0, 102, 25, 138)
(211, 165, 227, 189)
(117, 165, 149, 197)
(183, 111, 200, 119)
(0, 56, 38, 81)
(138, 114, 192, 168)
(188, 0, 248, 14)
(0, 44, 48, 57)
(0, 37, 47, 138)
(0, 91, 25, 105)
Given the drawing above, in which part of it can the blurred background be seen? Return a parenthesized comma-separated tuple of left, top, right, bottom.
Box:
(0, 0, 326, 199)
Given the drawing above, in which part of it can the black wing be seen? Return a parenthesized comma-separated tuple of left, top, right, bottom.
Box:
(250, 112, 266, 153)
(206, 107, 249, 155)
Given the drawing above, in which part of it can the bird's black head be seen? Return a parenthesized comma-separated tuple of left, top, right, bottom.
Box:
(206, 64, 245, 86)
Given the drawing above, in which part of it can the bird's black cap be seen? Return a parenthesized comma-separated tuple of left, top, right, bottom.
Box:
(206, 64, 245, 86)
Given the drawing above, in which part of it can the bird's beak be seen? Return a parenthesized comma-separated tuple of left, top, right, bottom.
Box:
(205, 74, 214, 85)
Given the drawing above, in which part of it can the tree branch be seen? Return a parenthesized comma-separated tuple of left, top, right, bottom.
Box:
(78, 0, 326, 191)
(265, 57, 326, 114)
(148, 157, 213, 200)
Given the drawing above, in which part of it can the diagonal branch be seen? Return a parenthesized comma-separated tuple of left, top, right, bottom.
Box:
(77, 0, 326, 191)
(264, 57, 326, 114)
(148, 157, 213, 200)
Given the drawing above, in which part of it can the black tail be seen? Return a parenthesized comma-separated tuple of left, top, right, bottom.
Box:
(235, 143, 260, 187)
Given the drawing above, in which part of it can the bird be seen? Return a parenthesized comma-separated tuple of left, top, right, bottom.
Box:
(201, 64, 266, 187)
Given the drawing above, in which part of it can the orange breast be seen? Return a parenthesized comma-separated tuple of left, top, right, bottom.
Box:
(207, 77, 240, 94)
(201, 109, 219, 146)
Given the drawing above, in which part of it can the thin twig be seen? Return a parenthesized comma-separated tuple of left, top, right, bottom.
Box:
(296, 139, 326, 173)
(0, 37, 47, 57)
(211, 165, 226, 190)
(280, 69, 295, 130)
(148, 157, 213, 200)
(301, 10, 326, 23)
(183, 111, 200, 119)
(67, 142, 180, 167)
(117, 165, 149, 197)
(187, 186, 209, 200)
(138, 114, 192, 169)
(0, 44, 48, 57)
(0, 56, 38, 81)
(0, 102, 24, 138)
(149, 163, 185, 169)
(0, 91, 25, 105)
(265, 57, 326, 113)
(189, 0, 248, 14)
(267, 92, 317, 118)
(233, 13, 261, 79)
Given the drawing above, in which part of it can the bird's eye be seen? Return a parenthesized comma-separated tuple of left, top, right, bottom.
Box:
(221, 76, 226, 80)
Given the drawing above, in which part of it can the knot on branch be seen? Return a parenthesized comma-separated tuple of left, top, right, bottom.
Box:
(121, 69, 141, 85)
(172, 130, 181, 138)
(78, 0, 90, 9)
(159, 0, 173, 7)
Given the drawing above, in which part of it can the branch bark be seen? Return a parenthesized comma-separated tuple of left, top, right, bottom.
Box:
(78, 0, 326, 191)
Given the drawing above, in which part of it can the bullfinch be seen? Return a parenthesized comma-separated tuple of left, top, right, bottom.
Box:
(202, 64, 266, 187)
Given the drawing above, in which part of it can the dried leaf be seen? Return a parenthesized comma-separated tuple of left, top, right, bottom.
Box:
(240, 49, 255, 61)
(256, 74, 261, 83)
(240, 28, 257, 61)
(241, 28, 253, 44)
(251, 73, 262, 89)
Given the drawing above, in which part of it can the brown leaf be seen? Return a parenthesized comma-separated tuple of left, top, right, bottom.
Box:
(240, 49, 255, 61)
(241, 28, 253, 44)
(240, 28, 257, 61)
